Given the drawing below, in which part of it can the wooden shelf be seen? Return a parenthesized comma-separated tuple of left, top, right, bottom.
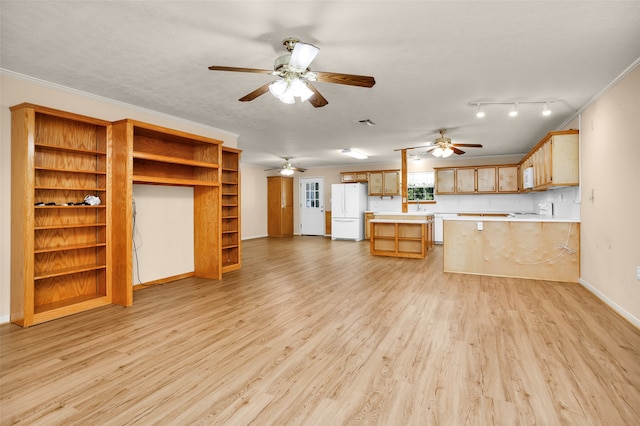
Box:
(34, 263, 107, 280)
(132, 175, 220, 187)
(35, 142, 106, 156)
(11, 103, 112, 327)
(35, 242, 107, 253)
(133, 151, 220, 169)
(220, 147, 242, 273)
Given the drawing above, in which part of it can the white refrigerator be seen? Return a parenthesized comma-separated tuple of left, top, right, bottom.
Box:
(331, 183, 368, 241)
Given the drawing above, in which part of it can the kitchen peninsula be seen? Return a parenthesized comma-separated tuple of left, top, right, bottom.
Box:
(443, 215, 580, 282)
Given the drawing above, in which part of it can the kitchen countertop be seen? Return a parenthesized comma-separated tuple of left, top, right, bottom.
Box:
(444, 215, 580, 223)
(371, 211, 434, 215)
(370, 218, 431, 224)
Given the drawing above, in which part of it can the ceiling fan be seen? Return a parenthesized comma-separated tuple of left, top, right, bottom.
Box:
(264, 158, 307, 175)
(402, 129, 483, 157)
(208, 37, 376, 107)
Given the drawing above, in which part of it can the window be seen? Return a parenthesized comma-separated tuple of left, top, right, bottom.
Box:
(407, 171, 435, 201)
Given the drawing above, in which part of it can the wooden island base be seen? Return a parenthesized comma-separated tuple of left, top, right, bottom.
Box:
(370, 218, 433, 258)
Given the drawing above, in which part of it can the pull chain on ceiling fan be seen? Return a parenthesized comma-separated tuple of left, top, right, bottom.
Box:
(209, 37, 376, 107)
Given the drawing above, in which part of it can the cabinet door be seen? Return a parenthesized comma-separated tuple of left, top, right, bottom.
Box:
(355, 172, 369, 182)
(498, 166, 518, 192)
(341, 173, 356, 183)
(435, 169, 455, 194)
(456, 169, 476, 193)
(368, 172, 384, 195)
(383, 171, 400, 195)
(476, 167, 496, 192)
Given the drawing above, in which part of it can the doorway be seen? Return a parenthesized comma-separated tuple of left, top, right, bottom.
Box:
(299, 177, 325, 236)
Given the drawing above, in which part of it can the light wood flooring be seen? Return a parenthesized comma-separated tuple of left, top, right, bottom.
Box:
(2, 236, 640, 425)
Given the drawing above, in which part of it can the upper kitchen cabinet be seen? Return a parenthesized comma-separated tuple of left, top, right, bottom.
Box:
(340, 171, 369, 183)
(435, 168, 455, 194)
(436, 165, 517, 195)
(519, 130, 579, 191)
(497, 166, 519, 193)
(368, 170, 400, 197)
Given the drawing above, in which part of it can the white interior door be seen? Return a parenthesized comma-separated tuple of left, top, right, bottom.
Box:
(300, 177, 325, 236)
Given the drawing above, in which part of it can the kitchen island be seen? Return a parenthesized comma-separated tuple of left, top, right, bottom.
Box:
(370, 214, 434, 258)
(443, 215, 580, 282)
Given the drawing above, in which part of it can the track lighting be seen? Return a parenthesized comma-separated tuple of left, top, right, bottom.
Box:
(470, 100, 560, 118)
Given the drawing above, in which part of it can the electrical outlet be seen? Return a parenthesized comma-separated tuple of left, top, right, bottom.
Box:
(476, 221, 483, 231)
(636, 266, 640, 281)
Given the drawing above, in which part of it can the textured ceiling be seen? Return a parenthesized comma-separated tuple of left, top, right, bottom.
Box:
(2, 1, 639, 169)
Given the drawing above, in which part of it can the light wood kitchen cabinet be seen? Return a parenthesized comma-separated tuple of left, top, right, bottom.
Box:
(519, 130, 579, 191)
(455, 168, 476, 193)
(497, 165, 519, 192)
(341, 171, 368, 183)
(476, 167, 497, 192)
(435, 168, 455, 194)
(437, 165, 517, 194)
(268, 176, 294, 237)
(11, 103, 113, 327)
(368, 170, 400, 196)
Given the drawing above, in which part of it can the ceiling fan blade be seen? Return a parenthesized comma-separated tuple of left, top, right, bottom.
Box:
(452, 147, 466, 155)
(290, 42, 319, 70)
(290, 167, 307, 172)
(394, 143, 434, 151)
(313, 71, 376, 88)
(239, 82, 272, 102)
(208, 65, 274, 75)
(306, 83, 328, 108)
(453, 144, 483, 148)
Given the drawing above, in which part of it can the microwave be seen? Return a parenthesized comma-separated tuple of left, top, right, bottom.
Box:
(523, 167, 534, 189)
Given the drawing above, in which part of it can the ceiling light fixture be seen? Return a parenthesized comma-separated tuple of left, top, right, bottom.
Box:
(509, 103, 519, 117)
(442, 147, 454, 158)
(470, 100, 561, 118)
(341, 149, 368, 159)
(269, 77, 314, 104)
(280, 167, 294, 176)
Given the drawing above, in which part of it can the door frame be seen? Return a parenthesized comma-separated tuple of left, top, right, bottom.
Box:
(299, 176, 325, 236)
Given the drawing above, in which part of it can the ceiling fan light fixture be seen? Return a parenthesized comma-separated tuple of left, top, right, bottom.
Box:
(289, 42, 320, 70)
(280, 167, 294, 175)
(442, 147, 454, 158)
(290, 78, 314, 102)
(341, 149, 368, 159)
(432, 147, 444, 158)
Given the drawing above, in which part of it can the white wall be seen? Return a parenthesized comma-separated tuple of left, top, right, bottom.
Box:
(0, 71, 238, 322)
(579, 65, 640, 326)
